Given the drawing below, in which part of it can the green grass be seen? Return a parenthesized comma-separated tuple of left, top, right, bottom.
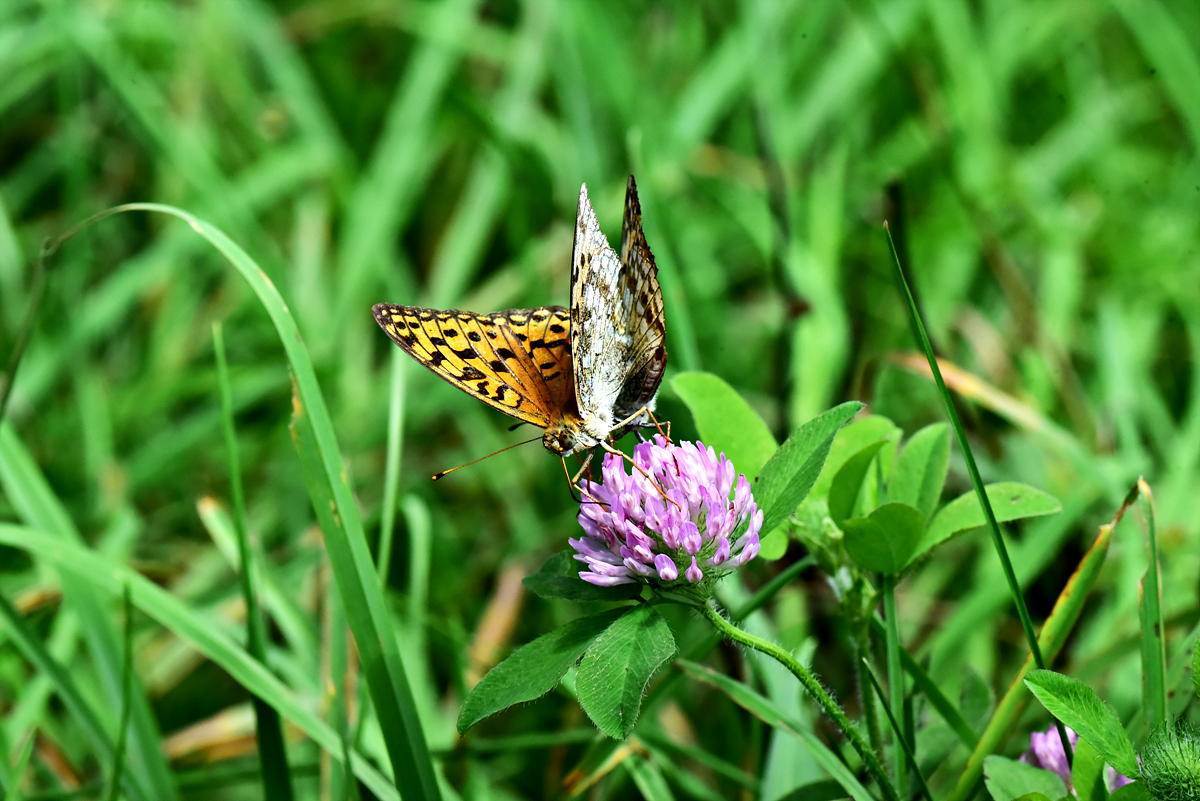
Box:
(2, 0, 1199, 798)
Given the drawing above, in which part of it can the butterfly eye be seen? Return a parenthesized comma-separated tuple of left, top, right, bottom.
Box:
(543, 429, 575, 455)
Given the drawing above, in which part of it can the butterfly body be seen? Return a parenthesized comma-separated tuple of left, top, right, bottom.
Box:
(373, 176, 666, 461)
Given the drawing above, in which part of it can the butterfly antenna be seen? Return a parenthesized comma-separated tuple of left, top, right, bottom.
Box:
(432, 435, 542, 480)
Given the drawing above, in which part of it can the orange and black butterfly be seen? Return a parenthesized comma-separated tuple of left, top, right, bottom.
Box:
(372, 176, 666, 459)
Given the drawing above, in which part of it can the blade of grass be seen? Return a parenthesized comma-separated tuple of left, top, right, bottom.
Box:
(861, 658, 933, 801)
(0, 423, 177, 801)
(0, 592, 130, 798)
(677, 658, 878, 801)
(1136, 477, 1167, 730)
(881, 573, 905, 793)
(213, 322, 294, 800)
(45, 203, 439, 799)
(332, 0, 480, 327)
(883, 222, 1073, 765)
(0, 242, 44, 422)
(868, 615, 979, 750)
(0, 520, 401, 801)
(102, 585, 135, 801)
(1, 730, 34, 801)
(377, 352, 407, 586)
(196, 499, 320, 665)
(947, 483, 1139, 801)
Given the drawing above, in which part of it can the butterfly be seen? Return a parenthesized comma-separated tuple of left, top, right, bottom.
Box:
(372, 175, 667, 462)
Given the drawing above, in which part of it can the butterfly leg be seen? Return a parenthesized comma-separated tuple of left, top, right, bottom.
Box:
(597, 439, 682, 512)
(613, 405, 669, 443)
(569, 449, 594, 485)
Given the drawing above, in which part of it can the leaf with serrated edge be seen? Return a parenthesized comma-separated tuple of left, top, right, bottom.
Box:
(756, 401, 863, 535)
(458, 609, 627, 733)
(1023, 669, 1139, 778)
(911, 482, 1061, 567)
(576, 605, 675, 739)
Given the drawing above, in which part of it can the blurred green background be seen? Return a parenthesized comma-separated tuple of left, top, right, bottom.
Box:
(2, 0, 1199, 797)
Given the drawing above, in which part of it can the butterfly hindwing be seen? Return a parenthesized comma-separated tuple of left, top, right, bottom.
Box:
(372, 304, 563, 427)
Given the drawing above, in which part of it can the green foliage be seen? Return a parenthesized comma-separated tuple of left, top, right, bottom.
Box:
(842, 502, 926, 574)
(1024, 669, 1140, 778)
(886, 423, 949, 520)
(523, 550, 642, 602)
(576, 605, 677, 739)
(672, 371, 778, 476)
(3, 0, 1200, 797)
(458, 608, 627, 734)
(1140, 723, 1200, 801)
(754, 401, 864, 535)
(982, 756, 1066, 801)
(1072, 737, 1109, 801)
(914, 483, 1063, 567)
(828, 440, 890, 525)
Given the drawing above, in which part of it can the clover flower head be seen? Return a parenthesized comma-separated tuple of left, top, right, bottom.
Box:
(569, 436, 763, 590)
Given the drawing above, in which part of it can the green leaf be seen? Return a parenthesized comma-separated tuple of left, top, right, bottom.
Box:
(523, 551, 642, 602)
(625, 755, 675, 801)
(576, 605, 676, 739)
(672, 372, 777, 478)
(1109, 782, 1150, 801)
(982, 755, 1067, 801)
(1023, 670, 1139, 778)
(458, 609, 627, 733)
(912, 483, 1062, 566)
(755, 401, 864, 535)
(828, 440, 888, 525)
(1012, 795, 1054, 801)
(676, 659, 874, 801)
(1072, 736, 1109, 801)
(807, 416, 902, 502)
(1193, 639, 1200, 699)
(757, 526, 789, 560)
(775, 779, 853, 801)
(887, 423, 949, 520)
(842, 503, 926, 575)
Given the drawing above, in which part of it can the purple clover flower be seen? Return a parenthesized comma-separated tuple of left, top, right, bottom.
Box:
(569, 436, 763, 589)
(1021, 726, 1134, 791)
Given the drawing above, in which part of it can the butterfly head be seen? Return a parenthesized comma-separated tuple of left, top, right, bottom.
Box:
(542, 426, 578, 456)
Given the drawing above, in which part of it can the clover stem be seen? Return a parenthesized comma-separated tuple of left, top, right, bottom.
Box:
(700, 602, 900, 801)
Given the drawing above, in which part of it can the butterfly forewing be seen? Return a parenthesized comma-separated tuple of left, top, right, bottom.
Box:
(570, 183, 641, 433)
(372, 304, 570, 428)
(614, 175, 667, 422)
(487, 306, 574, 400)
(373, 175, 666, 459)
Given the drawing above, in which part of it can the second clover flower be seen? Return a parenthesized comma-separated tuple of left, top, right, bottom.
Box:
(570, 436, 763, 589)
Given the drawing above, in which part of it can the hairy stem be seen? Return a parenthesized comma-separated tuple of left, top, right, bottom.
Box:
(700, 603, 900, 801)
